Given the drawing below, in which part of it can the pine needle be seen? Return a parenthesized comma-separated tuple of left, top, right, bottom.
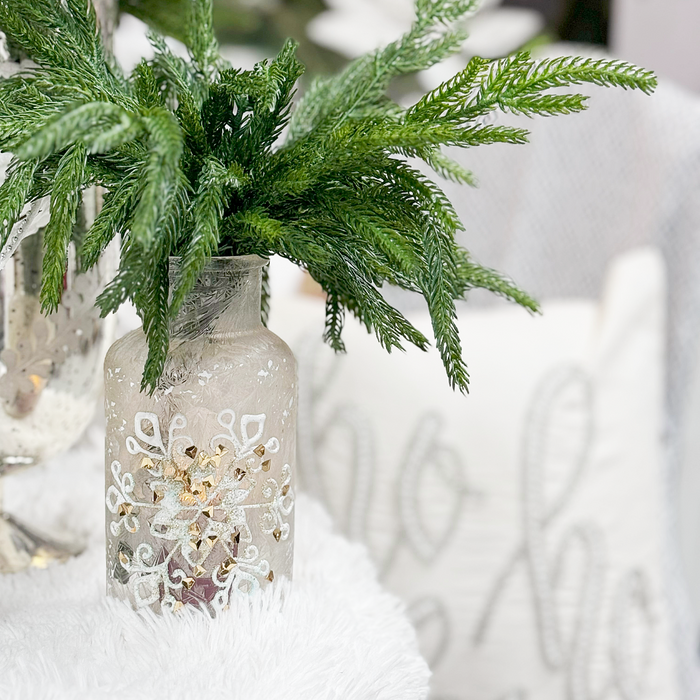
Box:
(40, 143, 87, 313)
(0, 0, 657, 392)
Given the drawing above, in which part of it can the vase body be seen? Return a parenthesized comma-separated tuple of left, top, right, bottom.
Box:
(104, 256, 296, 614)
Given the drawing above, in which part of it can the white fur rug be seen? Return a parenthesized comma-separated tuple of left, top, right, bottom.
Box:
(0, 424, 430, 699)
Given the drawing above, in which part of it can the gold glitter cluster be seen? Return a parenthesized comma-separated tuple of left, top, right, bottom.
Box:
(141, 443, 230, 509)
(138, 441, 278, 594)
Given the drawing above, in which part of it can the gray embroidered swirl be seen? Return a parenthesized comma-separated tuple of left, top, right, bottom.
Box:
(296, 333, 656, 700)
(296, 334, 475, 669)
(474, 366, 655, 700)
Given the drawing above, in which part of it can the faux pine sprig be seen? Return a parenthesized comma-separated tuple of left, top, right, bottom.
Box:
(0, 0, 656, 393)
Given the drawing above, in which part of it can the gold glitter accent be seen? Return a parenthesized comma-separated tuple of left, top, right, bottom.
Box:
(281, 485, 289, 496)
(202, 475, 216, 488)
(152, 489, 164, 504)
(261, 460, 271, 472)
(163, 464, 176, 478)
(140, 456, 154, 470)
(188, 522, 201, 537)
(28, 374, 43, 391)
(273, 528, 282, 542)
(118, 502, 133, 517)
(118, 551, 129, 566)
(184, 445, 198, 459)
(179, 492, 196, 506)
(234, 468, 246, 481)
(189, 538, 203, 551)
(220, 558, 236, 574)
(267, 570, 274, 582)
(191, 483, 207, 502)
(182, 577, 195, 590)
(194, 565, 206, 577)
(216, 444, 229, 457)
(173, 601, 184, 612)
(231, 529, 241, 545)
(209, 445, 228, 468)
(253, 444, 265, 458)
(205, 534, 218, 548)
(199, 450, 222, 468)
(202, 506, 215, 518)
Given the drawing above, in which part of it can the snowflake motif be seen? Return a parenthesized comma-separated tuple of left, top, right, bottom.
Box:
(106, 409, 293, 613)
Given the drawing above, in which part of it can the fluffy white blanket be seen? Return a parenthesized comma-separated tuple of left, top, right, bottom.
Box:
(0, 425, 430, 699)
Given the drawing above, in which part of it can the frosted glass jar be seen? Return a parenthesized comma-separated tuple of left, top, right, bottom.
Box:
(104, 256, 296, 614)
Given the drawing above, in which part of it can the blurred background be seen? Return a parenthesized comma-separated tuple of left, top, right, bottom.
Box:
(109, 1, 700, 697)
(115, 0, 700, 91)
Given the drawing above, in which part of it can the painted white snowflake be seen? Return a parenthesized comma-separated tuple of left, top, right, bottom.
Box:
(106, 409, 293, 614)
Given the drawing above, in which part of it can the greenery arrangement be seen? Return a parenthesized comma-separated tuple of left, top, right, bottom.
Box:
(0, 0, 655, 393)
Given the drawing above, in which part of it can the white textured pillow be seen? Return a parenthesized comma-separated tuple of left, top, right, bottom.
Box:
(268, 247, 678, 700)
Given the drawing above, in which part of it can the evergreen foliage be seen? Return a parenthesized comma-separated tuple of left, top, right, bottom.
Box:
(0, 0, 656, 393)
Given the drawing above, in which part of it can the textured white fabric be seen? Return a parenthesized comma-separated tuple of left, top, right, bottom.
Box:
(0, 429, 430, 700)
(269, 248, 678, 700)
(417, 62, 700, 700)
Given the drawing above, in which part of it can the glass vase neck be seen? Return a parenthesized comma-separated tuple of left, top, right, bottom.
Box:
(168, 256, 266, 339)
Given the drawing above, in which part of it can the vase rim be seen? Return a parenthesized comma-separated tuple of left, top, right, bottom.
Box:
(168, 254, 268, 271)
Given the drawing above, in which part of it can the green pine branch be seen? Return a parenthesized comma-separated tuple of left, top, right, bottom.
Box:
(0, 158, 37, 251)
(170, 155, 228, 313)
(0, 0, 657, 393)
(40, 142, 88, 313)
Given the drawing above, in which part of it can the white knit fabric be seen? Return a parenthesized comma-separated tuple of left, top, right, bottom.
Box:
(434, 61, 700, 700)
(378, 53, 700, 699)
(0, 428, 430, 700)
(269, 247, 679, 700)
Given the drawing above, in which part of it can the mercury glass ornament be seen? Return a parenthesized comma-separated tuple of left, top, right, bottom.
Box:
(0, 0, 119, 573)
(104, 256, 296, 614)
(0, 222, 118, 572)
